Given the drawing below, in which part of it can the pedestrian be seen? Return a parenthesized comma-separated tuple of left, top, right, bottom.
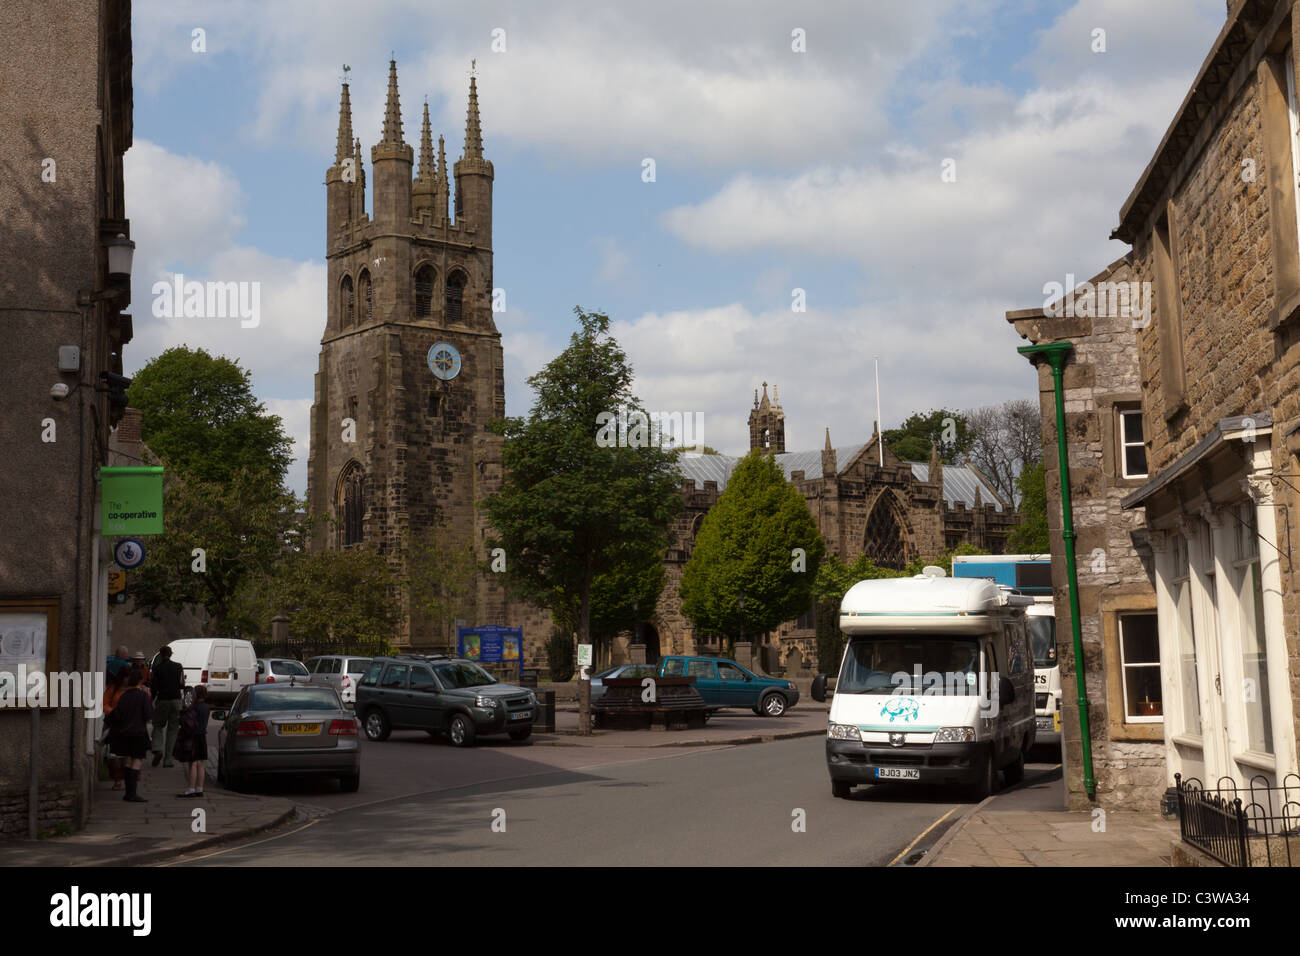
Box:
(175, 685, 210, 798)
(150, 645, 185, 767)
(106, 666, 153, 802)
(131, 650, 152, 690)
(101, 669, 128, 789)
(106, 644, 130, 681)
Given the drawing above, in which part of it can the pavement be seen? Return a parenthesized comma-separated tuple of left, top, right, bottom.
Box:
(920, 763, 1181, 867)
(0, 770, 295, 867)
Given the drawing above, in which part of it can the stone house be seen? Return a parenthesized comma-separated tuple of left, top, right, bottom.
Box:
(1008, 257, 1166, 811)
(0, 0, 134, 835)
(1066, 0, 1300, 800)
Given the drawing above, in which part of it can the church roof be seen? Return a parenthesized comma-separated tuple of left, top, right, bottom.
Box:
(676, 449, 1005, 512)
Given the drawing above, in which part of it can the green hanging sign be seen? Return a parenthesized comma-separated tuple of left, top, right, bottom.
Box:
(100, 466, 165, 535)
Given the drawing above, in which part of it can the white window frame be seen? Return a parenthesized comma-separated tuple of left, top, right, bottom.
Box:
(1119, 409, 1148, 479)
(1118, 612, 1163, 724)
(1285, 48, 1300, 247)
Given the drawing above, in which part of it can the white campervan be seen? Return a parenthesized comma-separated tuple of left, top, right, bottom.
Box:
(813, 569, 1036, 800)
(166, 637, 257, 705)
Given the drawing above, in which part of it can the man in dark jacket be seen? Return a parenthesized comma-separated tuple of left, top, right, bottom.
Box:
(150, 645, 186, 768)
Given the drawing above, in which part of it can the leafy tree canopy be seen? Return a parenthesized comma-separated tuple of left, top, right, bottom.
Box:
(1007, 460, 1050, 553)
(679, 450, 826, 639)
(127, 346, 294, 485)
(882, 409, 973, 464)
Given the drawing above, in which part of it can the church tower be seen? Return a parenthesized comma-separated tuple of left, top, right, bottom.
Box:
(307, 63, 506, 646)
(748, 382, 785, 453)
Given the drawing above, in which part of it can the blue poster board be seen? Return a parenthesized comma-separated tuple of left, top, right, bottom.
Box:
(458, 625, 523, 674)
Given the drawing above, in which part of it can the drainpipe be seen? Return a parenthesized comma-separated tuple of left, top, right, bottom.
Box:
(1018, 341, 1096, 798)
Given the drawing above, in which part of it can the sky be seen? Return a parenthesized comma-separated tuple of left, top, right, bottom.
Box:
(123, 0, 1228, 495)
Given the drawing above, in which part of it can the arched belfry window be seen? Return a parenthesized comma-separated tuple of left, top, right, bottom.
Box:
(337, 462, 365, 548)
(864, 494, 908, 570)
(340, 275, 354, 329)
(446, 270, 466, 325)
(359, 270, 373, 324)
(414, 264, 434, 318)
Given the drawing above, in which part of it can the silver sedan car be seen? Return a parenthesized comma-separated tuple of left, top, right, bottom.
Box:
(217, 684, 361, 793)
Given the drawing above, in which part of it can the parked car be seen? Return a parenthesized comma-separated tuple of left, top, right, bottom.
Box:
(304, 654, 375, 707)
(590, 663, 658, 701)
(356, 655, 538, 746)
(216, 684, 361, 793)
(657, 655, 799, 716)
(255, 658, 310, 684)
(166, 637, 258, 705)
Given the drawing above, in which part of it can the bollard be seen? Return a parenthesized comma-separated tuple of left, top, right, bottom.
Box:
(535, 690, 556, 732)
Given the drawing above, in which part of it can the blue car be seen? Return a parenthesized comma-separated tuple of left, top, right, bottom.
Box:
(657, 655, 799, 716)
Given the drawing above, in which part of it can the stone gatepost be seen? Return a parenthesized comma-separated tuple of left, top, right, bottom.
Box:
(271, 613, 290, 649)
(734, 641, 752, 670)
(629, 643, 647, 664)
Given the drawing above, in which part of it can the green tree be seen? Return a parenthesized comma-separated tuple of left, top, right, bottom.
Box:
(130, 466, 305, 636)
(1007, 460, 1050, 553)
(882, 409, 973, 463)
(127, 346, 294, 485)
(254, 546, 401, 646)
(680, 451, 826, 644)
(482, 308, 682, 728)
(811, 552, 906, 672)
(406, 528, 480, 648)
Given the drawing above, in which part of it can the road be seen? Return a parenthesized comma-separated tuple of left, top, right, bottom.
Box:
(172, 729, 1059, 866)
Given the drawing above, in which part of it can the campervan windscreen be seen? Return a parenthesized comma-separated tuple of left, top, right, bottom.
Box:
(837, 636, 982, 696)
(1028, 616, 1056, 668)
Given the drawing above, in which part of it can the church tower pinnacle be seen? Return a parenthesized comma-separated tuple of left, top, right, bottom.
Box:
(453, 71, 494, 243)
(748, 381, 786, 454)
(413, 100, 436, 219)
(371, 58, 413, 228)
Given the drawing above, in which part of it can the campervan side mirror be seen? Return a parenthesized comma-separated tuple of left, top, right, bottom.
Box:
(811, 674, 827, 702)
(999, 676, 1015, 705)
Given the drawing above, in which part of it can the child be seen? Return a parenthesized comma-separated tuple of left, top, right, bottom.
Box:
(175, 685, 210, 798)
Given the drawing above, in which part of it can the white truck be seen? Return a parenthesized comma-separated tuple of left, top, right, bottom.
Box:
(812, 569, 1037, 800)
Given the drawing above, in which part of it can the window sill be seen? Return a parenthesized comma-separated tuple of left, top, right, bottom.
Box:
(1233, 750, 1277, 773)
(1268, 287, 1300, 332)
(1171, 733, 1203, 749)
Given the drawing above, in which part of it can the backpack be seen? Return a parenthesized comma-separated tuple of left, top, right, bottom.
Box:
(178, 705, 200, 739)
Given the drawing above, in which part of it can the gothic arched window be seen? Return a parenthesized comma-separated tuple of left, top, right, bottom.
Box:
(446, 270, 466, 325)
(359, 270, 373, 324)
(864, 494, 908, 570)
(414, 264, 434, 318)
(340, 275, 354, 329)
(337, 462, 365, 548)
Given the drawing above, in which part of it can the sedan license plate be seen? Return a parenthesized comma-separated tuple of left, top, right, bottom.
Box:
(278, 723, 321, 735)
(875, 767, 920, 780)
(508, 711, 530, 721)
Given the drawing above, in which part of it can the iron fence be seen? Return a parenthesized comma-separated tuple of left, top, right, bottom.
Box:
(1176, 772, 1300, 867)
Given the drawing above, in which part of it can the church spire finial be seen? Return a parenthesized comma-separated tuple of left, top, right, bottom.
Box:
(824, 427, 833, 450)
(417, 101, 435, 181)
(464, 74, 483, 159)
(381, 58, 405, 145)
(335, 77, 354, 165)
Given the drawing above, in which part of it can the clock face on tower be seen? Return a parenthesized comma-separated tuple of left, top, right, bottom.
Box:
(427, 342, 462, 381)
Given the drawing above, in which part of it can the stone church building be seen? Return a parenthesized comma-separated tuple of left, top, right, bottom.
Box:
(304, 64, 1019, 672)
(306, 63, 548, 650)
(651, 385, 1021, 670)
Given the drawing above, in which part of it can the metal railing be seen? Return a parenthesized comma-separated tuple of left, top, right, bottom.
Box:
(1176, 772, 1300, 867)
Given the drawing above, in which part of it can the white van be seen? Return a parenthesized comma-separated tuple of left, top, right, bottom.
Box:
(166, 638, 257, 705)
(812, 569, 1036, 800)
(1026, 600, 1061, 748)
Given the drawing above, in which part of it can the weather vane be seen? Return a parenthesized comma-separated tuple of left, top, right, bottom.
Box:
(470, 58, 477, 76)
(340, 63, 351, 82)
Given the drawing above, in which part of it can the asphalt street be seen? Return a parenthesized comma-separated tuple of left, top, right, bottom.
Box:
(172, 731, 1059, 866)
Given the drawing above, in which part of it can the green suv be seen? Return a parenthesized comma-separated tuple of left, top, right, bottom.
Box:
(357, 655, 539, 746)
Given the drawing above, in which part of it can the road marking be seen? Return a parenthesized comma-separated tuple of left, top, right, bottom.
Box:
(889, 806, 959, 866)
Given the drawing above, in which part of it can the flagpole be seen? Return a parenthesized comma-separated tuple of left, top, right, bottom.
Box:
(875, 356, 883, 466)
